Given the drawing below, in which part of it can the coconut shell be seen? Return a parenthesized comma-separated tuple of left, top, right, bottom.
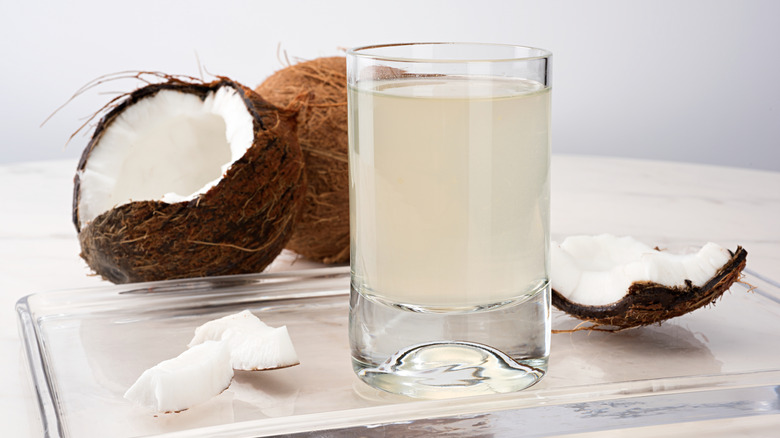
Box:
(552, 246, 747, 329)
(255, 57, 349, 264)
(74, 78, 306, 284)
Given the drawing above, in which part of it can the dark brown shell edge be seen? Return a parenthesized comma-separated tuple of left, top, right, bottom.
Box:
(551, 246, 747, 329)
(75, 78, 307, 283)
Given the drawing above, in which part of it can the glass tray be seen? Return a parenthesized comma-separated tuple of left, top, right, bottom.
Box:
(16, 267, 780, 437)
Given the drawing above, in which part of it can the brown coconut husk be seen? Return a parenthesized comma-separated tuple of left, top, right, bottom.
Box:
(552, 246, 747, 330)
(255, 57, 349, 264)
(74, 78, 306, 283)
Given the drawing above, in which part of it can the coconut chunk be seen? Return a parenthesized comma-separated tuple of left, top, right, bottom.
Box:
(227, 326, 300, 371)
(189, 309, 273, 346)
(551, 234, 732, 306)
(124, 341, 233, 413)
(188, 310, 300, 371)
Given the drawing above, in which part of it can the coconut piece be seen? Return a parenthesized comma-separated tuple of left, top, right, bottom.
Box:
(74, 78, 306, 283)
(255, 57, 349, 264)
(551, 234, 747, 329)
(226, 326, 299, 371)
(188, 310, 300, 371)
(189, 309, 272, 344)
(124, 341, 233, 413)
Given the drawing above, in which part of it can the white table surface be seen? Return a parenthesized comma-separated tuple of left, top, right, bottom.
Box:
(2, 155, 779, 437)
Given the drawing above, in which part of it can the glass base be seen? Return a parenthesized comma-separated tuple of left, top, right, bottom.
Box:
(349, 282, 551, 399)
(353, 342, 547, 399)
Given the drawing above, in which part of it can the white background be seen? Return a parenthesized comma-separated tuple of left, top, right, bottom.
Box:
(1, 0, 778, 171)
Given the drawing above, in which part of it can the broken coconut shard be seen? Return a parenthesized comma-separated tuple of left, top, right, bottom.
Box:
(188, 310, 300, 371)
(124, 341, 234, 414)
(73, 77, 306, 284)
(550, 235, 747, 329)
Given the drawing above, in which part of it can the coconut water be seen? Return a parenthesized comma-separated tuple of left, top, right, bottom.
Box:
(349, 77, 551, 309)
(348, 76, 552, 397)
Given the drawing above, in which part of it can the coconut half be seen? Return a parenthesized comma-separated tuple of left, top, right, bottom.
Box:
(188, 310, 300, 371)
(124, 341, 234, 413)
(551, 234, 747, 329)
(74, 78, 306, 283)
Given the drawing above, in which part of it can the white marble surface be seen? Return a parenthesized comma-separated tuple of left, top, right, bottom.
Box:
(1, 155, 778, 437)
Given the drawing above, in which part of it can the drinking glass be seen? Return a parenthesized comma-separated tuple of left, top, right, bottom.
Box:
(347, 43, 552, 398)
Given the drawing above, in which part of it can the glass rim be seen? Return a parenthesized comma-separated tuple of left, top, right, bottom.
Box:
(346, 42, 552, 64)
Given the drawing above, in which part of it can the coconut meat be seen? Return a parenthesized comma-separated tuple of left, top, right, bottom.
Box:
(551, 234, 732, 306)
(77, 86, 254, 228)
(188, 310, 300, 371)
(189, 309, 272, 345)
(224, 326, 299, 371)
(124, 340, 234, 413)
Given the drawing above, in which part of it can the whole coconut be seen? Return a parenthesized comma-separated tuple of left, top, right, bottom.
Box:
(74, 77, 306, 283)
(255, 57, 349, 264)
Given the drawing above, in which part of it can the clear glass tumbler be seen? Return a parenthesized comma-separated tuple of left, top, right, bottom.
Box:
(347, 43, 552, 398)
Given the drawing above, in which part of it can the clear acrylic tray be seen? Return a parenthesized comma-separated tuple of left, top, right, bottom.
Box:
(16, 266, 780, 437)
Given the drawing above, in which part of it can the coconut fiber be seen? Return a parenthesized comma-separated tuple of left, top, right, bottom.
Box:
(256, 57, 349, 264)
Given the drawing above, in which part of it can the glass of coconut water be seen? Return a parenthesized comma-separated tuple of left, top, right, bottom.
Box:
(347, 43, 552, 398)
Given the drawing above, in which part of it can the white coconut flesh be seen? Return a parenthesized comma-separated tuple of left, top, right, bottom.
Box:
(188, 310, 300, 371)
(551, 234, 732, 306)
(124, 340, 234, 413)
(77, 87, 254, 228)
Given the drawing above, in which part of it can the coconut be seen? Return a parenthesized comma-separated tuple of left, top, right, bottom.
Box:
(74, 77, 306, 283)
(255, 57, 349, 264)
(550, 235, 747, 329)
(124, 340, 234, 413)
(188, 309, 300, 371)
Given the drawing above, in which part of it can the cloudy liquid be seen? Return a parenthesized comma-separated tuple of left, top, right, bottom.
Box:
(349, 77, 551, 310)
